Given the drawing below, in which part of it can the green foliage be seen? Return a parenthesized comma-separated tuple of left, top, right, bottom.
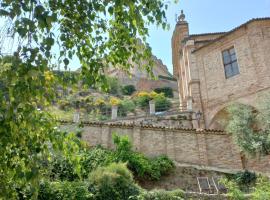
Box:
(149, 156, 175, 180)
(122, 85, 136, 95)
(133, 91, 171, 111)
(49, 155, 80, 181)
(0, 0, 171, 197)
(113, 134, 151, 178)
(252, 178, 270, 200)
(59, 99, 71, 111)
(154, 87, 174, 98)
(134, 94, 152, 109)
(112, 134, 175, 181)
(226, 98, 270, 156)
(88, 163, 141, 200)
(137, 189, 184, 200)
(234, 170, 257, 187)
(81, 147, 113, 178)
(221, 179, 245, 200)
(107, 77, 120, 95)
(38, 180, 93, 200)
(154, 94, 172, 112)
(222, 177, 270, 200)
(118, 99, 136, 116)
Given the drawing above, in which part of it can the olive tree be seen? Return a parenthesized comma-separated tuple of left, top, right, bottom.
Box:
(226, 95, 270, 156)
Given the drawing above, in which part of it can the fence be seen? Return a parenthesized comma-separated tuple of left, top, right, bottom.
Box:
(70, 100, 189, 123)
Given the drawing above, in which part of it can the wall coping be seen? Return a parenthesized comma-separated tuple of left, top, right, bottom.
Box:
(59, 120, 226, 135)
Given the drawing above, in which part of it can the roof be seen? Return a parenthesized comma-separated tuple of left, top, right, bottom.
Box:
(182, 32, 226, 44)
(192, 17, 270, 53)
(189, 32, 226, 38)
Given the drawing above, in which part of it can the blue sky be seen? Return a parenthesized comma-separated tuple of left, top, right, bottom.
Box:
(1, 1, 269, 73)
(148, 0, 270, 73)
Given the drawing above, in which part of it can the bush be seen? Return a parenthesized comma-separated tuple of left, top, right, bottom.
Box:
(220, 179, 245, 200)
(58, 100, 71, 111)
(154, 87, 174, 98)
(49, 155, 80, 181)
(122, 85, 136, 95)
(134, 92, 152, 109)
(138, 189, 184, 200)
(149, 156, 175, 180)
(81, 147, 113, 178)
(88, 163, 141, 200)
(107, 77, 120, 95)
(112, 134, 174, 181)
(234, 170, 257, 186)
(252, 178, 270, 200)
(154, 94, 171, 112)
(112, 134, 151, 178)
(118, 99, 136, 117)
(38, 180, 93, 200)
(133, 91, 171, 112)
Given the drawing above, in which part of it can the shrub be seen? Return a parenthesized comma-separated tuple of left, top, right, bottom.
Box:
(252, 177, 270, 200)
(88, 163, 141, 200)
(122, 85, 136, 95)
(134, 91, 152, 109)
(81, 147, 113, 178)
(112, 134, 174, 181)
(38, 180, 93, 200)
(49, 155, 80, 181)
(118, 99, 136, 117)
(107, 77, 120, 95)
(234, 170, 257, 186)
(58, 100, 71, 111)
(149, 156, 175, 180)
(109, 97, 121, 106)
(133, 91, 171, 112)
(138, 189, 184, 200)
(154, 87, 174, 98)
(154, 93, 171, 112)
(220, 179, 245, 200)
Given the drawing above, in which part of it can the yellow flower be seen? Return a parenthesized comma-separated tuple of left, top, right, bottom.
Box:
(110, 97, 121, 106)
(45, 71, 54, 82)
(94, 98, 105, 106)
(136, 91, 150, 97)
(149, 91, 159, 99)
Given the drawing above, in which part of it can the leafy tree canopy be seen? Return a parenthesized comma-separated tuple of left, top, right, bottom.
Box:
(0, 0, 176, 198)
(226, 95, 270, 156)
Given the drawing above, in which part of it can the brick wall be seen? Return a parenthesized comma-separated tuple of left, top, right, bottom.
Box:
(173, 19, 270, 129)
(61, 122, 270, 174)
(194, 20, 270, 128)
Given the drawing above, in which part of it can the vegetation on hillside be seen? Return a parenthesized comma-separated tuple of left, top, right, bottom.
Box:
(51, 88, 173, 121)
(0, 0, 176, 198)
(222, 177, 270, 200)
(14, 133, 177, 199)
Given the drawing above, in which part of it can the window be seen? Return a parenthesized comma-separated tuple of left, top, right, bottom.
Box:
(222, 47, 239, 79)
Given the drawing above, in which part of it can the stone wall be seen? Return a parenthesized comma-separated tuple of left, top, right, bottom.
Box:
(62, 122, 270, 175)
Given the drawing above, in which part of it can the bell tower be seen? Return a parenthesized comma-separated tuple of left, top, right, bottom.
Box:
(172, 10, 189, 77)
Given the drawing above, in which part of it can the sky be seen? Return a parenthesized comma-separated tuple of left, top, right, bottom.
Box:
(0, 0, 269, 73)
(148, 0, 270, 73)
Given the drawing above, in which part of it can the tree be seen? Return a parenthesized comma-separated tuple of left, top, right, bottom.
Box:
(0, 0, 174, 198)
(226, 95, 270, 156)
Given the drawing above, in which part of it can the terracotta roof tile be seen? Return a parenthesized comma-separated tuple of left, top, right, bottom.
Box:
(58, 120, 225, 134)
(192, 17, 270, 53)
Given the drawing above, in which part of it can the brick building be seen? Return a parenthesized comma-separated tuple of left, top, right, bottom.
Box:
(172, 11, 270, 129)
